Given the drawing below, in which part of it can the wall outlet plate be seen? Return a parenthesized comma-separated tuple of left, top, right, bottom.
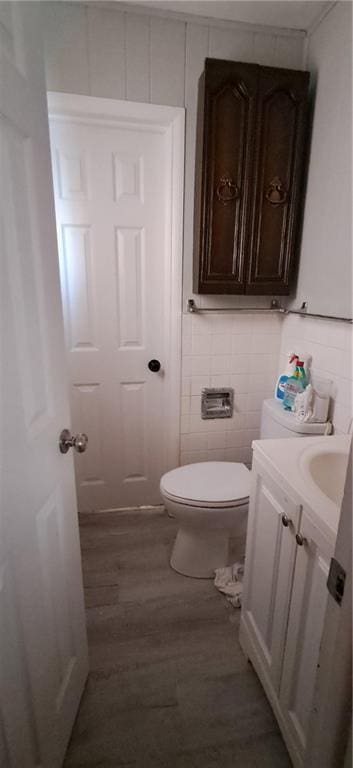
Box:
(327, 557, 346, 605)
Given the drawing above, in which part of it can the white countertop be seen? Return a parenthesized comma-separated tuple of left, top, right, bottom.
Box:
(252, 434, 351, 540)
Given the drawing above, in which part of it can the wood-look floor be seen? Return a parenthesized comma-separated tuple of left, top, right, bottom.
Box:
(64, 508, 291, 768)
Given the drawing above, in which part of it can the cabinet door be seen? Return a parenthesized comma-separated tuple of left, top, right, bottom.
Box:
(279, 512, 334, 764)
(247, 66, 309, 294)
(241, 461, 301, 692)
(194, 59, 258, 294)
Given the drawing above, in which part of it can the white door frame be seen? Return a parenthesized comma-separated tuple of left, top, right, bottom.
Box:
(48, 92, 184, 477)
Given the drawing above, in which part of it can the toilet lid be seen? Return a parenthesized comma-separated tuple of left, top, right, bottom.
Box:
(160, 462, 250, 507)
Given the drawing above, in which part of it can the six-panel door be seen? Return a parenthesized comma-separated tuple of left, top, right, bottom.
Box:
(241, 458, 302, 692)
(49, 102, 182, 511)
(1, 4, 88, 766)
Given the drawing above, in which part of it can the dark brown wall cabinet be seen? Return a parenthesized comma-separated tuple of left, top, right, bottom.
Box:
(193, 59, 310, 295)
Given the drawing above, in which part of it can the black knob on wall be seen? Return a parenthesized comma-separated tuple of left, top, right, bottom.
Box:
(148, 359, 161, 372)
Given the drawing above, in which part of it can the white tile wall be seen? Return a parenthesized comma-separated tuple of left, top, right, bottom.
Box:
(180, 312, 282, 465)
(181, 312, 353, 468)
(279, 315, 353, 435)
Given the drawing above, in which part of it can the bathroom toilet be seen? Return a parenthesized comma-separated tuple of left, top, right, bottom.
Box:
(160, 399, 331, 578)
(161, 461, 250, 578)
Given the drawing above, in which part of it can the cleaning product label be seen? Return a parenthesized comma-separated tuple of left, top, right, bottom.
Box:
(276, 375, 288, 400)
(283, 379, 301, 411)
(275, 353, 299, 402)
(283, 362, 307, 411)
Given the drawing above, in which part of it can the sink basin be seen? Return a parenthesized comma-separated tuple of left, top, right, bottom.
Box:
(300, 441, 350, 506)
(305, 450, 348, 504)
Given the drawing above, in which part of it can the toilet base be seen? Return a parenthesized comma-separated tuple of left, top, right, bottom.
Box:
(170, 526, 230, 578)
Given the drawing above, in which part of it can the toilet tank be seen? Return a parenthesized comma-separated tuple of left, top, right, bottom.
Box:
(260, 399, 330, 439)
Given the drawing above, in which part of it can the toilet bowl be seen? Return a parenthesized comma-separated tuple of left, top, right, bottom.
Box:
(160, 399, 332, 579)
(160, 461, 250, 578)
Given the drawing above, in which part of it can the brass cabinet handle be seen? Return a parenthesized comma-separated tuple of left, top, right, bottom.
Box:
(216, 175, 240, 205)
(265, 176, 288, 206)
(281, 514, 292, 528)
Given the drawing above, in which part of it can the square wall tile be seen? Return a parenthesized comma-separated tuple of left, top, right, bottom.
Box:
(210, 374, 231, 388)
(230, 354, 251, 374)
(207, 432, 226, 449)
(207, 448, 226, 461)
(211, 334, 232, 355)
(225, 430, 246, 448)
(191, 356, 211, 375)
(231, 334, 252, 354)
(191, 314, 214, 335)
(232, 316, 254, 334)
(181, 433, 208, 451)
(190, 375, 211, 396)
(229, 374, 249, 393)
(191, 334, 213, 354)
(190, 396, 202, 415)
(210, 355, 232, 374)
(180, 450, 209, 465)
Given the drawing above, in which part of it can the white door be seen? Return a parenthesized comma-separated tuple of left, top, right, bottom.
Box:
(48, 94, 184, 512)
(279, 510, 334, 764)
(240, 459, 302, 691)
(1, 5, 88, 767)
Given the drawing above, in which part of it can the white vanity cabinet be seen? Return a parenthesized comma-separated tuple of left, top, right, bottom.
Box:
(240, 449, 335, 768)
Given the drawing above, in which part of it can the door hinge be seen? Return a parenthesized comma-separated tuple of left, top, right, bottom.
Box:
(327, 557, 346, 606)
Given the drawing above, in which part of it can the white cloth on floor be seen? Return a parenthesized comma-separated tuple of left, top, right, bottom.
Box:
(214, 562, 244, 608)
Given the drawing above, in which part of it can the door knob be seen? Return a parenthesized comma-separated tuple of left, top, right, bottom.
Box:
(59, 429, 88, 454)
(295, 532, 307, 547)
(148, 359, 161, 372)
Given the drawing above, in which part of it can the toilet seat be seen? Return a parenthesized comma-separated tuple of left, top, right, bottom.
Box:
(160, 461, 250, 509)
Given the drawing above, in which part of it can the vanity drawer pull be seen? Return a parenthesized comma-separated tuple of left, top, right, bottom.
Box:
(296, 533, 307, 546)
(281, 514, 292, 527)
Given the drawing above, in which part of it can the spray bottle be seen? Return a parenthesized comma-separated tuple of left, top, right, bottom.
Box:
(275, 353, 298, 401)
(283, 360, 308, 411)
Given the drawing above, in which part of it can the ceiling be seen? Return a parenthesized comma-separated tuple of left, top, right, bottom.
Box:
(121, 1, 332, 31)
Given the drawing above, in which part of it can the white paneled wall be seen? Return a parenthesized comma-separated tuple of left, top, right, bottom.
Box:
(292, 2, 352, 319)
(181, 313, 282, 465)
(279, 316, 353, 435)
(41, 2, 305, 305)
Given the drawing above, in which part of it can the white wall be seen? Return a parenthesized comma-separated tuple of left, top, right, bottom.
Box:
(278, 2, 353, 438)
(292, 1, 352, 319)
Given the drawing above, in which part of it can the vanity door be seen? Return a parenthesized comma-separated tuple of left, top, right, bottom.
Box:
(240, 457, 302, 692)
(279, 510, 334, 764)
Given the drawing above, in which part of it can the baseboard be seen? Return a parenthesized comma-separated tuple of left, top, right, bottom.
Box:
(78, 504, 166, 516)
